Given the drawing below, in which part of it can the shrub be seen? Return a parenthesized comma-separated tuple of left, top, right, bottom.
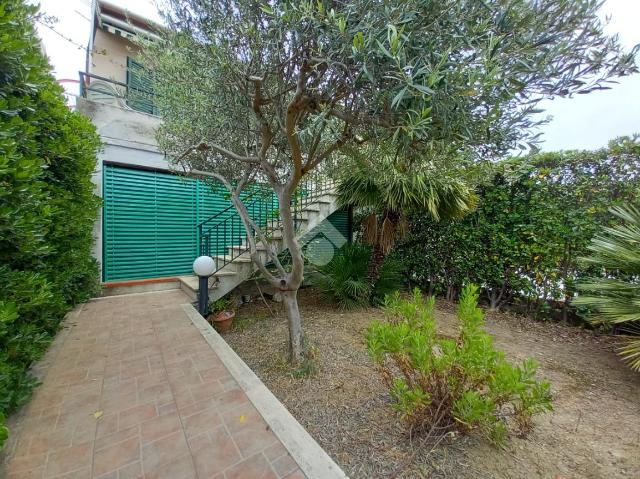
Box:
(0, 0, 100, 448)
(366, 285, 552, 445)
(394, 138, 640, 316)
(311, 243, 402, 309)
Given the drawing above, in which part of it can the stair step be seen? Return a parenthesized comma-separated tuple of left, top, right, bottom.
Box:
(299, 205, 321, 212)
(214, 254, 252, 263)
(228, 244, 271, 252)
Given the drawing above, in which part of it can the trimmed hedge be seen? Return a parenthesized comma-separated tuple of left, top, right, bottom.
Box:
(393, 137, 640, 319)
(0, 0, 101, 447)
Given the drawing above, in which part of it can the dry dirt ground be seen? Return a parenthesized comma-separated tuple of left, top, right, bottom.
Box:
(224, 289, 640, 479)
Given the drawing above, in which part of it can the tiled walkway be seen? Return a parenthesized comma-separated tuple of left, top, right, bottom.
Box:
(1, 290, 305, 479)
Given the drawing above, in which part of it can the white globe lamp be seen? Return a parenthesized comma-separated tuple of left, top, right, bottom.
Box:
(193, 255, 216, 277)
(193, 256, 216, 315)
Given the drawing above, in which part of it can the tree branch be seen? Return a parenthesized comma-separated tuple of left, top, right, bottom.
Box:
(178, 141, 261, 164)
(285, 59, 310, 192)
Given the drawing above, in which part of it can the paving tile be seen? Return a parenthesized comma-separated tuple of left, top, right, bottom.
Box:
(231, 422, 279, 458)
(6, 465, 45, 479)
(187, 427, 241, 477)
(23, 428, 74, 456)
(141, 430, 190, 476)
(92, 435, 140, 477)
(4, 453, 47, 476)
(44, 441, 93, 477)
(283, 470, 306, 479)
(118, 403, 157, 430)
(181, 406, 222, 438)
(272, 453, 299, 478)
(263, 442, 288, 461)
(94, 425, 139, 452)
(224, 453, 279, 479)
(189, 380, 225, 403)
(139, 412, 182, 444)
(95, 413, 118, 439)
(144, 453, 196, 479)
(113, 460, 142, 479)
(48, 466, 92, 478)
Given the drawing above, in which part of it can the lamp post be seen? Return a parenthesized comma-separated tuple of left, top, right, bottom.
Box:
(193, 256, 216, 316)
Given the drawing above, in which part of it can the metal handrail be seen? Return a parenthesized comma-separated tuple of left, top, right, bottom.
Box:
(197, 176, 335, 274)
(78, 71, 158, 115)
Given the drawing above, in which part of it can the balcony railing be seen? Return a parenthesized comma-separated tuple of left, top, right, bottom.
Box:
(79, 71, 158, 116)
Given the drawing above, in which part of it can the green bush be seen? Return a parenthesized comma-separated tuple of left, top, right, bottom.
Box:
(366, 285, 552, 444)
(311, 243, 402, 309)
(0, 0, 100, 448)
(394, 138, 640, 317)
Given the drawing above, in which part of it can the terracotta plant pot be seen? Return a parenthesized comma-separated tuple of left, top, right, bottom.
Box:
(209, 310, 236, 334)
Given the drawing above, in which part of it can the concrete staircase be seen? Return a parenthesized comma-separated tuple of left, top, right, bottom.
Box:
(178, 190, 340, 302)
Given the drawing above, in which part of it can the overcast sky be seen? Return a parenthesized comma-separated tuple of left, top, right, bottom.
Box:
(35, 0, 640, 152)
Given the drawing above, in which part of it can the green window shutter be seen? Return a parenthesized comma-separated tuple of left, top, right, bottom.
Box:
(328, 208, 350, 240)
(126, 57, 157, 115)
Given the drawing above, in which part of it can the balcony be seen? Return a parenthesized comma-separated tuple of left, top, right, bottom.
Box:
(79, 71, 158, 116)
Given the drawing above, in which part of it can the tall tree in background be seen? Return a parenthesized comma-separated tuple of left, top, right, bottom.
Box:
(146, 0, 636, 362)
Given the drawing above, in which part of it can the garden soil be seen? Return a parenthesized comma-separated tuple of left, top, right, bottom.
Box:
(225, 290, 640, 479)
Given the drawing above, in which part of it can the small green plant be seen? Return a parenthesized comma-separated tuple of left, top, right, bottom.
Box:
(311, 243, 402, 309)
(366, 285, 552, 445)
(208, 297, 233, 314)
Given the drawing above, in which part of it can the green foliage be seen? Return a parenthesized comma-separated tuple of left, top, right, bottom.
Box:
(394, 138, 640, 316)
(337, 152, 477, 222)
(208, 297, 234, 313)
(311, 243, 402, 309)
(149, 0, 636, 166)
(575, 205, 640, 371)
(366, 285, 552, 444)
(0, 0, 101, 447)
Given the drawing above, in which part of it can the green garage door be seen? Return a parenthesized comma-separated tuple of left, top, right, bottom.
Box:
(103, 165, 231, 282)
(103, 164, 352, 282)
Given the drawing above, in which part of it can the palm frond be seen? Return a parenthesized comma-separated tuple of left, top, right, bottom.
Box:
(380, 216, 396, 254)
(576, 203, 640, 371)
(618, 337, 640, 371)
(337, 155, 476, 221)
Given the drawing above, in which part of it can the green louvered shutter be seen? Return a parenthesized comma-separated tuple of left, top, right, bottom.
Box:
(126, 57, 157, 115)
(103, 165, 351, 282)
(103, 165, 199, 281)
(327, 208, 351, 240)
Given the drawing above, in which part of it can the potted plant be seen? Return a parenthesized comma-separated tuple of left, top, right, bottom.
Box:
(207, 297, 236, 334)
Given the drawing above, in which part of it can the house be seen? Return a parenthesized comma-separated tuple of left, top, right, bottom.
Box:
(77, 0, 351, 298)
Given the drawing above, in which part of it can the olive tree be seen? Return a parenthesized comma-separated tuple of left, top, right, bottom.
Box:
(146, 0, 636, 362)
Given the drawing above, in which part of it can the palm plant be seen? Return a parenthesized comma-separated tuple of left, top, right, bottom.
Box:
(574, 204, 640, 371)
(337, 153, 476, 287)
(310, 243, 403, 309)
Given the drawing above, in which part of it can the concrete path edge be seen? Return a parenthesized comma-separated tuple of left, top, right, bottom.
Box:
(181, 303, 348, 479)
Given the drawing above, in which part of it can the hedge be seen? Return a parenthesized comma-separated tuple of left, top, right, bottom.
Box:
(393, 136, 640, 319)
(0, 0, 101, 447)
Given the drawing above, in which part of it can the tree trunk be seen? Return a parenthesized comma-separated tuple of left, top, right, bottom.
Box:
(367, 243, 386, 287)
(277, 189, 305, 364)
(282, 289, 303, 363)
(366, 209, 399, 292)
